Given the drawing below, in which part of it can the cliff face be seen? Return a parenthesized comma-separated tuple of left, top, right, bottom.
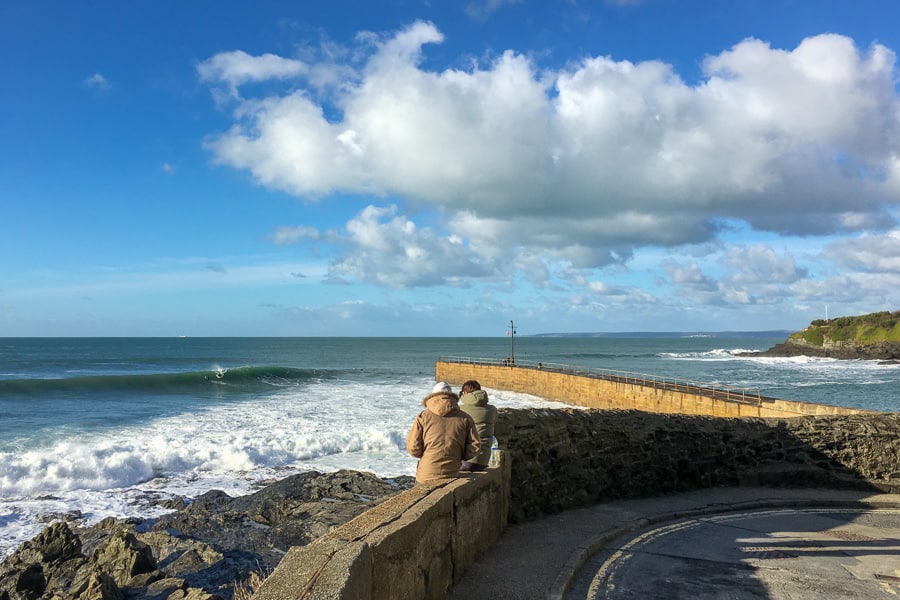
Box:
(747, 310, 900, 361)
(764, 338, 900, 360)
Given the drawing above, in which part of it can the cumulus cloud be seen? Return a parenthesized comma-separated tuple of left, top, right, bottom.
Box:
(664, 244, 809, 307)
(720, 245, 808, 285)
(200, 22, 900, 296)
(326, 205, 499, 287)
(668, 261, 719, 292)
(824, 229, 900, 273)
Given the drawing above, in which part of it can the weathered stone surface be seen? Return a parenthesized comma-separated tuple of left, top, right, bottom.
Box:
(90, 530, 156, 588)
(0, 522, 87, 600)
(497, 409, 900, 523)
(0, 471, 414, 600)
(78, 570, 123, 600)
(149, 469, 415, 572)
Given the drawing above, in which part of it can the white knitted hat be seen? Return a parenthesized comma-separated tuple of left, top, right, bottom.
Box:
(431, 381, 452, 394)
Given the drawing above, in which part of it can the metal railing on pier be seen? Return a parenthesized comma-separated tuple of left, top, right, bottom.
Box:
(439, 355, 769, 407)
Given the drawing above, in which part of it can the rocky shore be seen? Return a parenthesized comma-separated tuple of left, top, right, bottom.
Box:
(738, 339, 900, 363)
(738, 311, 900, 364)
(0, 470, 415, 600)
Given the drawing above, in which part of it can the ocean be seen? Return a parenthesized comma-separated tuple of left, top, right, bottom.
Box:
(1, 335, 897, 557)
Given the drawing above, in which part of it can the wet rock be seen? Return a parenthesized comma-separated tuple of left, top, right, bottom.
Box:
(24, 521, 82, 565)
(0, 522, 87, 600)
(150, 469, 414, 571)
(0, 470, 413, 600)
(90, 530, 156, 588)
(740, 339, 900, 360)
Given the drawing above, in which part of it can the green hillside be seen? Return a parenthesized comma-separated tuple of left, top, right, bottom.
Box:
(789, 311, 900, 346)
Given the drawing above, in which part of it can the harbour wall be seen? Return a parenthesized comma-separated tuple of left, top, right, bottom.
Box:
(435, 360, 870, 417)
(254, 364, 898, 599)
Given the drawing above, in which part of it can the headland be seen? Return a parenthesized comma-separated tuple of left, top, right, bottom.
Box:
(738, 310, 900, 363)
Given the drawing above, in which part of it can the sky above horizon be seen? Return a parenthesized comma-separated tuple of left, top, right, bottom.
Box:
(2, 0, 899, 337)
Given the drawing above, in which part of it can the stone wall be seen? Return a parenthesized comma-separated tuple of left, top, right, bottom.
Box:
(436, 361, 870, 417)
(250, 364, 897, 599)
(496, 408, 900, 523)
(252, 408, 899, 598)
(253, 456, 509, 600)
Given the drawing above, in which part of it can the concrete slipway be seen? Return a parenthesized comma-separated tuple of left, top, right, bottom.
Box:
(448, 487, 900, 600)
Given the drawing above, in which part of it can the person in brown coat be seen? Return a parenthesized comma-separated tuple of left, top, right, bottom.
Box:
(406, 381, 480, 483)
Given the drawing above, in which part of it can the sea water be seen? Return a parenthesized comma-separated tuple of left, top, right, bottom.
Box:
(1, 335, 897, 557)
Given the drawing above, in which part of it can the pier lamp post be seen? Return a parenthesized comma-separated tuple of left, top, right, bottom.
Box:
(509, 320, 516, 365)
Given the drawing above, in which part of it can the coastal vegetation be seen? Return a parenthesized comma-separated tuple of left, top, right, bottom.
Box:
(741, 310, 900, 361)
(791, 310, 900, 346)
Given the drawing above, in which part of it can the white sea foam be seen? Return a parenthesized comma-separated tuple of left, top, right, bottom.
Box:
(737, 353, 896, 375)
(661, 348, 760, 360)
(663, 347, 897, 377)
(0, 377, 569, 558)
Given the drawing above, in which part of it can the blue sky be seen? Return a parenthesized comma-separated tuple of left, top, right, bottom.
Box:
(2, 0, 899, 337)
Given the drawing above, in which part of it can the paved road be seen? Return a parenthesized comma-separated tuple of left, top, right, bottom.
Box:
(448, 487, 900, 600)
(569, 506, 900, 599)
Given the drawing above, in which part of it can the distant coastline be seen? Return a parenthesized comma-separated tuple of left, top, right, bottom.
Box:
(529, 331, 791, 339)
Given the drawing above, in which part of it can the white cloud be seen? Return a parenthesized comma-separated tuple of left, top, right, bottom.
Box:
(326, 205, 499, 287)
(197, 50, 307, 99)
(719, 245, 807, 285)
(269, 226, 320, 246)
(667, 261, 718, 291)
(663, 244, 809, 307)
(823, 229, 900, 273)
(201, 22, 900, 317)
(84, 73, 110, 90)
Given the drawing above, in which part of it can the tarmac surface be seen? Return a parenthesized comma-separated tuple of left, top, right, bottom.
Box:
(447, 487, 900, 600)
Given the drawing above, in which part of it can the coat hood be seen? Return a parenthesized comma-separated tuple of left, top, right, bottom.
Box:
(422, 391, 459, 417)
(460, 389, 490, 407)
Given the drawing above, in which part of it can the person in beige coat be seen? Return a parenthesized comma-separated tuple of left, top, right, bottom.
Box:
(406, 381, 480, 483)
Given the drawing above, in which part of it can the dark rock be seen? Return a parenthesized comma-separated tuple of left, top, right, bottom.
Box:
(740, 339, 900, 361)
(90, 530, 156, 588)
(130, 576, 187, 600)
(150, 469, 415, 571)
(0, 521, 86, 600)
(156, 497, 188, 511)
(27, 521, 82, 564)
(8, 564, 44, 600)
(0, 470, 413, 600)
(78, 569, 123, 600)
